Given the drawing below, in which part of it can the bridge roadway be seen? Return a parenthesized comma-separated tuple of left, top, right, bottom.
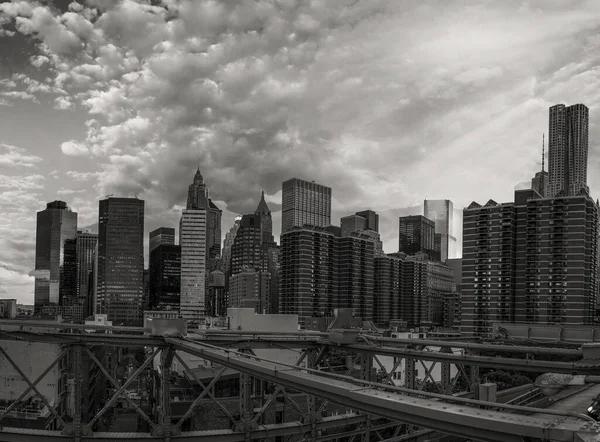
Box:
(528, 384, 600, 441)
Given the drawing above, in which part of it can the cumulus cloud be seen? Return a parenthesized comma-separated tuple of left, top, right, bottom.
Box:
(61, 140, 89, 156)
(54, 96, 74, 109)
(0, 144, 42, 168)
(66, 170, 99, 181)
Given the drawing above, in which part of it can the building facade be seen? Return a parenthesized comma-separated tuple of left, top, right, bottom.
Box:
(149, 244, 181, 311)
(230, 214, 264, 275)
(398, 215, 438, 260)
(280, 226, 375, 326)
(180, 209, 207, 324)
(462, 189, 599, 337)
(149, 227, 175, 253)
(221, 217, 242, 276)
(96, 197, 145, 326)
(75, 231, 97, 319)
(33, 201, 78, 312)
(548, 104, 589, 197)
(337, 233, 375, 320)
(424, 199, 457, 261)
(281, 178, 331, 233)
(228, 268, 271, 313)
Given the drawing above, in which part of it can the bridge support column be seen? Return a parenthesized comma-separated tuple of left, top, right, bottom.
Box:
(440, 346, 452, 395)
(361, 353, 373, 442)
(405, 357, 416, 390)
(469, 350, 481, 400)
(73, 345, 83, 442)
(160, 348, 174, 441)
(239, 373, 254, 440)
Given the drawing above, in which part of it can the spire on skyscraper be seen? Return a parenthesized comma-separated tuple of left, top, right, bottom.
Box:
(542, 133, 545, 173)
(255, 190, 270, 215)
(193, 166, 204, 184)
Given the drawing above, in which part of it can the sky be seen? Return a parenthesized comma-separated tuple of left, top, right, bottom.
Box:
(2, 0, 600, 304)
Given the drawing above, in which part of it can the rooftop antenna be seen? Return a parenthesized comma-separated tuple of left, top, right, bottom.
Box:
(542, 133, 545, 173)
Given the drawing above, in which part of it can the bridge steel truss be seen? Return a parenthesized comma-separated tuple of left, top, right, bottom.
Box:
(0, 325, 599, 441)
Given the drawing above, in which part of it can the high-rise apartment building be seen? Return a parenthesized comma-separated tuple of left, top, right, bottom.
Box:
(96, 197, 145, 326)
(179, 210, 207, 324)
(424, 199, 457, 261)
(149, 244, 181, 311)
(149, 227, 175, 253)
(373, 253, 454, 328)
(280, 226, 337, 326)
(548, 104, 589, 197)
(462, 189, 599, 337)
(75, 231, 97, 318)
(280, 226, 375, 326)
(337, 233, 375, 320)
(398, 215, 438, 259)
(281, 178, 331, 233)
(33, 201, 78, 312)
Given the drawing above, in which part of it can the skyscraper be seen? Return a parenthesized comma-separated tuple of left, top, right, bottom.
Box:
(75, 231, 97, 318)
(149, 227, 175, 253)
(341, 210, 384, 257)
(228, 268, 271, 313)
(462, 189, 599, 337)
(255, 190, 273, 243)
(280, 225, 375, 326)
(180, 210, 207, 324)
(398, 215, 438, 259)
(281, 178, 332, 233)
(96, 197, 145, 326)
(341, 215, 367, 237)
(356, 210, 379, 232)
(221, 216, 242, 276)
(33, 201, 78, 313)
(548, 104, 589, 197)
(149, 244, 181, 311)
(230, 214, 264, 275)
(186, 168, 222, 303)
(424, 199, 457, 261)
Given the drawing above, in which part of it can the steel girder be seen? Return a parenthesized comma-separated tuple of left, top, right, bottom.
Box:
(0, 413, 369, 441)
(167, 338, 600, 442)
(343, 343, 598, 374)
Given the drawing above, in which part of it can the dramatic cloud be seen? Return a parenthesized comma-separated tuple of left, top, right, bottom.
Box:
(3, 0, 600, 302)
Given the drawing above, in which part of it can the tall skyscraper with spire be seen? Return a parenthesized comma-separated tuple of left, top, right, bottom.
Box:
(548, 104, 589, 197)
(255, 190, 273, 243)
(180, 168, 221, 324)
(532, 134, 549, 197)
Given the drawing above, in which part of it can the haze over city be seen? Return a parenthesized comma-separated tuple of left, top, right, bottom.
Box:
(2, 0, 600, 305)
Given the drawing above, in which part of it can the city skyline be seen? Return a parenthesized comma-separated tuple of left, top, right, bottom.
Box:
(3, 0, 600, 304)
